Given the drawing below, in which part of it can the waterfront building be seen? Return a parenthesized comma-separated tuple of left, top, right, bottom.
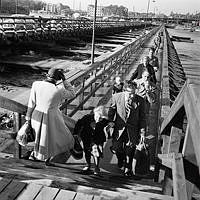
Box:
(87, 4, 104, 17)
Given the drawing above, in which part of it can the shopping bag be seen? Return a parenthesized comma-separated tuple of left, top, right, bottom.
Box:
(104, 124, 114, 139)
(70, 135, 83, 160)
(134, 141, 150, 175)
(62, 114, 76, 134)
(16, 121, 35, 146)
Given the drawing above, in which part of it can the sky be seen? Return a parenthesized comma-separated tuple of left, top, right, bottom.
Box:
(44, 0, 200, 15)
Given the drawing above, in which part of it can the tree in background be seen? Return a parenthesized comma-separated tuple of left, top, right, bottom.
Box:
(103, 5, 128, 17)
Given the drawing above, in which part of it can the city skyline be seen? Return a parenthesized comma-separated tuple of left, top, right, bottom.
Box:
(44, 0, 200, 15)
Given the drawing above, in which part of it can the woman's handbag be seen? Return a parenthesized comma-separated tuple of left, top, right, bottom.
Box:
(62, 114, 76, 133)
(134, 140, 150, 175)
(70, 135, 83, 160)
(16, 121, 35, 146)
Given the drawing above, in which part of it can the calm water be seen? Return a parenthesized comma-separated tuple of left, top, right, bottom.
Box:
(167, 28, 200, 68)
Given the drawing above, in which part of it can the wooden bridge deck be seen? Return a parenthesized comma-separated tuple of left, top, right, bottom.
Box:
(0, 155, 173, 200)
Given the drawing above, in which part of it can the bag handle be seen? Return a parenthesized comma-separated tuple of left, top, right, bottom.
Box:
(139, 138, 147, 150)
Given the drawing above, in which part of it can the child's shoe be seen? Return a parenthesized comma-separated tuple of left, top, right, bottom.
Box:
(94, 167, 100, 175)
(82, 165, 91, 174)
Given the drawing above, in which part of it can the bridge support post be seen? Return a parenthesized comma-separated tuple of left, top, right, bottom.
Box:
(14, 112, 22, 159)
(79, 78, 85, 110)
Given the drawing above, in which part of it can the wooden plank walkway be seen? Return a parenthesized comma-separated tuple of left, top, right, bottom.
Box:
(0, 177, 173, 200)
(0, 159, 173, 200)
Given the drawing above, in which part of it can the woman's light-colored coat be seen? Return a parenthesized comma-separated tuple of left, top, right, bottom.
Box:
(26, 80, 75, 161)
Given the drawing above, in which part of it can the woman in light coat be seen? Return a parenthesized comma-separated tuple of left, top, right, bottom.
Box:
(26, 68, 75, 163)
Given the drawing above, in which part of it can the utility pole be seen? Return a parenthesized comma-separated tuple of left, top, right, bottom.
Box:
(28, 0, 30, 15)
(73, 0, 75, 10)
(146, 0, 150, 21)
(79, 1, 81, 11)
(15, 0, 18, 14)
(0, 0, 2, 14)
(91, 0, 97, 64)
(153, 0, 156, 18)
(145, 0, 150, 28)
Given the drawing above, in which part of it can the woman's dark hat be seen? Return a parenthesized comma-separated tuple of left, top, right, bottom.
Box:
(47, 68, 61, 80)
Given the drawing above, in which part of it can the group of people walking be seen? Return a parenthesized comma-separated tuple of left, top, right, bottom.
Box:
(108, 47, 158, 177)
(22, 44, 160, 178)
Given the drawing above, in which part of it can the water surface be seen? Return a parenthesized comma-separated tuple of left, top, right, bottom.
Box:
(168, 29, 200, 68)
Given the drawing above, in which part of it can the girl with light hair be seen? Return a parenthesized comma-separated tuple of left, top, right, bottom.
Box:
(73, 105, 114, 175)
(91, 106, 114, 175)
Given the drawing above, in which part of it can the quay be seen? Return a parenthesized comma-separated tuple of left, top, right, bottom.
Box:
(0, 23, 200, 200)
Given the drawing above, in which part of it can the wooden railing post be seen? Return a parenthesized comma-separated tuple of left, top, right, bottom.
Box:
(161, 126, 183, 195)
(14, 112, 22, 159)
(79, 78, 85, 110)
(172, 154, 187, 200)
(63, 100, 68, 115)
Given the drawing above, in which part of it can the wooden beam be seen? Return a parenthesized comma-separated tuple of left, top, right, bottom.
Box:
(162, 135, 170, 154)
(160, 83, 186, 134)
(182, 124, 190, 157)
(0, 95, 27, 114)
(0, 130, 17, 139)
(186, 181, 194, 200)
(184, 88, 200, 173)
(55, 190, 76, 200)
(17, 183, 43, 200)
(172, 153, 187, 200)
(167, 126, 182, 154)
(158, 154, 173, 169)
(34, 186, 59, 200)
(182, 124, 197, 165)
(158, 152, 187, 199)
(0, 179, 27, 200)
(162, 168, 173, 196)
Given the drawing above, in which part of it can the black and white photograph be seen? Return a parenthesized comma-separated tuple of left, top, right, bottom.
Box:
(0, 0, 199, 199)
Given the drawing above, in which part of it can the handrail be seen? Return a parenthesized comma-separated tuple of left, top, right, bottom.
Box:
(60, 27, 160, 116)
(0, 95, 27, 114)
(155, 26, 200, 198)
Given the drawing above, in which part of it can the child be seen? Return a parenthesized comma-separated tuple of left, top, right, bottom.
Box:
(148, 47, 159, 72)
(73, 105, 114, 175)
(112, 76, 124, 94)
(91, 106, 114, 175)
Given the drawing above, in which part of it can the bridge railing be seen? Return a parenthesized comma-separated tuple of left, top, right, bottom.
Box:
(154, 26, 200, 200)
(60, 27, 159, 116)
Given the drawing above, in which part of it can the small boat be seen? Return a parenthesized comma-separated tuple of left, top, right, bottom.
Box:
(165, 24, 176, 29)
(171, 35, 194, 43)
(194, 27, 200, 32)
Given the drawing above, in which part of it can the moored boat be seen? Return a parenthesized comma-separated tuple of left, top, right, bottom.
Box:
(165, 24, 176, 29)
(171, 35, 194, 43)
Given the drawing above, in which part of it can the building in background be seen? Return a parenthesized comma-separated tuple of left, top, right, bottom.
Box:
(45, 3, 62, 15)
(87, 4, 104, 17)
(30, 3, 71, 18)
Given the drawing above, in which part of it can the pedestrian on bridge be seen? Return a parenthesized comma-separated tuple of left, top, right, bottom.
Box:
(25, 68, 76, 163)
(153, 32, 161, 53)
(112, 76, 124, 95)
(148, 47, 159, 73)
(134, 68, 157, 136)
(73, 105, 114, 175)
(108, 81, 146, 177)
(129, 56, 157, 84)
